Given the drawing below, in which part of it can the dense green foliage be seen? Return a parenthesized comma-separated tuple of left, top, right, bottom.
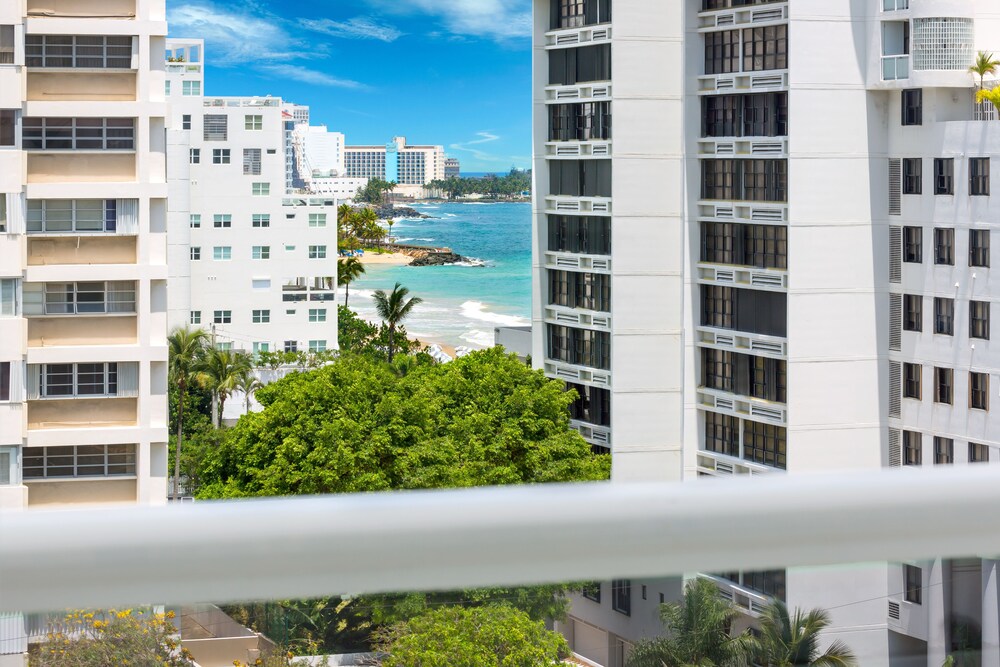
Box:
(338, 305, 420, 359)
(373, 605, 568, 667)
(752, 601, 856, 667)
(196, 347, 608, 498)
(428, 168, 531, 200)
(355, 178, 397, 205)
(372, 282, 423, 362)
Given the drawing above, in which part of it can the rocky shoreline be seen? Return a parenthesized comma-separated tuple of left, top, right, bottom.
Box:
(388, 244, 475, 267)
(374, 204, 429, 219)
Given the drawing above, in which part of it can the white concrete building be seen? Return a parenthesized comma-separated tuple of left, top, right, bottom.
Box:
(344, 136, 445, 198)
(0, 0, 169, 662)
(532, 1, 1000, 665)
(165, 39, 338, 358)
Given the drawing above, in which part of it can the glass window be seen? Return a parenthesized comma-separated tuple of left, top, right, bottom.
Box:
(903, 294, 922, 332)
(742, 24, 787, 72)
(190, 311, 201, 325)
(252, 183, 270, 196)
(704, 411, 739, 457)
(970, 301, 990, 340)
(902, 158, 922, 194)
(213, 214, 231, 228)
(308, 245, 327, 259)
(213, 246, 231, 261)
(309, 340, 327, 353)
(970, 371, 989, 411)
(903, 226, 922, 263)
(22, 117, 135, 151)
(901, 89, 922, 126)
(0, 25, 13, 65)
(245, 115, 263, 131)
(705, 29, 740, 75)
(252, 310, 270, 324)
(970, 157, 990, 196)
(0, 279, 15, 317)
(933, 228, 954, 265)
(22, 444, 136, 479)
(182, 115, 192, 131)
(903, 431, 922, 466)
(243, 148, 262, 176)
(970, 229, 990, 267)
(309, 213, 327, 228)
(212, 149, 231, 165)
(309, 309, 327, 323)
(182, 81, 201, 96)
(190, 247, 201, 261)
(903, 363, 921, 399)
(189, 214, 201, 228)
(934, 297, 954, 335)
(934, 437, 954, 464)
(611, 579, 631, 616)
(284, 340, 298, 353)
(904, 564, 922, 604)
(934, 367, 953, 405)
(934, 158, 953, 194)
(213, 310, 231, 324)
(252, 246, 270, 260)
(743, 421, 786, 469)
(252, 214, 270, 228)
(0, 109, 15, 147)
(970, 443, 990, 463)
(25, 35, 131, 69)
(0, 361, 9, 402)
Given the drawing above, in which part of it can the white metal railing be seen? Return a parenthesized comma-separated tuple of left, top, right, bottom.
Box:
(882, 54, 910, 80)
(974, 81, 999, 121)
(203, 97, 281, 108)
(4, 467, 1000, 613)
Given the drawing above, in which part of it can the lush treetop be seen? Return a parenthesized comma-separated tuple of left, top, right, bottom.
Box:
(197, 347, 609, 498)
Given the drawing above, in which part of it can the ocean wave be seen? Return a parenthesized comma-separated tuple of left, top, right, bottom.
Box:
(460, 301, 529, 327)
(412, 205, 439, 209)
(443, 213, 457, 218)
(460, 329, 495, 348)
(451, 259, 489, 268)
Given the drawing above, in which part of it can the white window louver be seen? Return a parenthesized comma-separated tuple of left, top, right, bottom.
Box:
(889, 226, 902, 283)
(888, 428, 902, 467)
(116, 362, 139, 398)
(889, 159, 902, 216)
(115, 199, 138, 235)
(888, 601, 901, 620)
(889, 293, 902, 351)
(889, 361, 902, 418)
(4, 193, 25, 235)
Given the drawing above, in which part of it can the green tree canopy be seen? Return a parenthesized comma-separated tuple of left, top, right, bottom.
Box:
(373, 605, 568, 667)
(752, 600, 857, 667)
(197, 347, 609, 498)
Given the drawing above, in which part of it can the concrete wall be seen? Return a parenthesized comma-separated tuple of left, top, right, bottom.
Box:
(27, 72, 136, 102)
(27, 236, 137, 266)
(25, 478, 137, 506)
(27, 397, 137, 429)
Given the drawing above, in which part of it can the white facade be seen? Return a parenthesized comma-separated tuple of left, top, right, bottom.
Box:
(344, 136, 446, 186)
(165, 39, 338, 357)
(532, 1, 1000, 665)
(0, 0, 170, 661)
(295, 124, 345, 178)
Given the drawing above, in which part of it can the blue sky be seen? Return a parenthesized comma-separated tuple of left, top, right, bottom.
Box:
(166, 0, 533, 173)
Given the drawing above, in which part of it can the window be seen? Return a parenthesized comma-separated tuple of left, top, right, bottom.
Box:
(547, 325, 611, 370)
(309, 245, 327, 259)
(548, 216, 612, 255)
(164, 80, 171, 96)
(934, 298, 953, 335)
(189, 214, 201, 229)
(701, 159, 787, 202)
(216, 342, 233, 352)
(702, 92, 789, 138)
(245, 115, 263, 131)
(611, 579, 631, 616)
(904, 565, 922, 604)
(970, 443, 990, 463)
(742, 24, 788, 72)
(903, 226, 922, 263)
(26, 35, 131, 68)
(0, 279, 16, 317)
(970, 158, 990, 196)
(244, 148, 262, 176)
(252, 246, 271, 260)
(204, 115, 228, 141)
(182, 81, 201, 96)
(903, 431, 922, 466)
(550, 160, 612, 198)
(23, 444, 136, 479)
(567, 382, 610, 427)
(309, 213, 327, 228)
(705, 29, 740, 75)
(252, 310, 270, 324)
(970, 301, 990, 340)
(43, 281, 135, 315)
(933, 228, 954, 265)
(0, 25, 13, 65)
(26, 199, 120, 234)
(934, 367, 953, 404)
(970, 229, 990, 267)
(903, 295, 922, 332)
(901, 89, 922, 126)
(743, 421, 786, 469)
(253, 342, 270, 355)
(548, 271, 611, 312)
(213, 246, 232, 261)
(190, 247, 201, 261)
(309, 340, 327, 353)
(284, 340, 298, 353)
(22, 118, 135, 150)
(970, 371, 989, 411)
(309, 309, 327, 323)
(704, 411, 739, 457)
(0, 109, 15, 147)
(182, 115, 192, 131)
(213, 310, 231, 324)
(548, 44, 611, 86)
(0, 361, 9, 402)
(190, 311, 201, 325)
(934, 158, 953, 194)
(252, 183, 270, 196)
(903, 363, 921, 399)
(0, 195, 7, 231)
(902, 158, 921, 194)
(934, 437, 954, 465)
(581, 582, 600, 603)
(252, 214, 270, 228)
(41, 363, 118, 398)
(212, 149, 231, 165)
(213, 214, 231, 228)
(189, 148, 201, 164)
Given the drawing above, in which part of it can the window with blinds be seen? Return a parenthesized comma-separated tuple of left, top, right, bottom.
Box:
(25, 35, 132, 69)
(203, 115, 228, 141)
(243, 149, 262, 176)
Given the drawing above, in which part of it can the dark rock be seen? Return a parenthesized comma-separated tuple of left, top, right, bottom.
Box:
(409, 252, 470, 267)
(374, 204, 428, 220)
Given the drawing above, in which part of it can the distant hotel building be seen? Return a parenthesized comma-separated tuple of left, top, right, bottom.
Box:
(345, 136, 445, 197)
(292, 123, 368, 199)
(165, 39, 338, 359)
(445, 157, 461, 179)
(533, 0, 1000, 666)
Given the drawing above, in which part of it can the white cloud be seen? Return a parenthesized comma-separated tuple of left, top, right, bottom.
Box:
(450, 131, 508, 162)
(299, 17, 403, 42)
(167, 3, 364, 88)
(368, 0, 531, 41)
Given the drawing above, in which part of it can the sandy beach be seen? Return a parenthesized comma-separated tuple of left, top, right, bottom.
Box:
(357, 252, 413, 266)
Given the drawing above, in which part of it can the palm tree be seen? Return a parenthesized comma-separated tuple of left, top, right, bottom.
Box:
(199, 348, 252, 427)
(386, 218, 396, 245)
(167, 326, 209, 502)
(338, 256, 366, 308)
(235, 368, 263, 414)
(752, 600, 857, 667)
(970, 51, 1000, 90)
(372, 282, 423, 363)
(627, 578, 753, 667)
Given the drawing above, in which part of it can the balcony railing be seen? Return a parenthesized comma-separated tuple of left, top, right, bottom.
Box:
(203, 97, 280, 108)
(882, 54, 910, 81)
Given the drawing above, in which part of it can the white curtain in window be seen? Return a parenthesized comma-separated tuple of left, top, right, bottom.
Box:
(106, 281, 136, 313)
(115, 199, 139, 235)
(116, 362, 139, 398)
(8, 361, 23, 402)
(0, 279, 17, 317)
(20, 283, 44, 317)
(5, 193, 25, 235)
(26, 365, 40, 401)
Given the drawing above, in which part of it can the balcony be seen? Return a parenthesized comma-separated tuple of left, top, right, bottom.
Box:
(698, 387, 787, 425)
(544, 305, 611, 333)
(545, 195, 612, 216)
(697, 263, 788, 291)
(27, 71, 136, 102)
(25, 478, 137, 507)
(27, 397, 138, 430)
(882, 54, 910, 81)
(28, 153, 136, 183)
(26, 0, 137, 19)
(568, 419, 611, 448)
(28, 316, 138, 348)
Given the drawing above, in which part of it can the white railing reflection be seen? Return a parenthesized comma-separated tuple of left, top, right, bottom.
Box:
(882, 54, 910, 80)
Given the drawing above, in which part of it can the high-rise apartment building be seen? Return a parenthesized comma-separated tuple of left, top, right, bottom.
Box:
(165, 39, 338, 364)
(345, 136, 445, 197)
(0, 0, 169, 661)
(533, 1, 1000, 665)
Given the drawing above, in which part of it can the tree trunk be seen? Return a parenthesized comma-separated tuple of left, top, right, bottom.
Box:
(344, 281, 350, 308)
(218, 396, 226, 428)
(174, 378, 185, 502)
(388, 325, 395, 363)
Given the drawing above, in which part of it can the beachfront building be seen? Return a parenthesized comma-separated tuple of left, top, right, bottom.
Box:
(532, 1, 1000, 665)
(165, 38, 338, 360)
(344, 136, 445, 198)
(291, 123, 368, 198)
(445, 156, 460, 179)
(0, 0, 169, 661)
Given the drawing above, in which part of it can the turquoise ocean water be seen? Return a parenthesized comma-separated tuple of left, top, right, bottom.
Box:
(345, 202, 532, 349)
